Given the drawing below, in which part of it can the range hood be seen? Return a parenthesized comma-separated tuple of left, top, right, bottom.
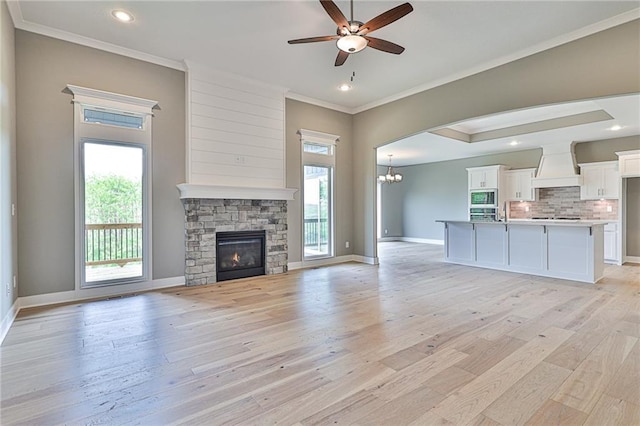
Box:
(531, 141, 583, 188)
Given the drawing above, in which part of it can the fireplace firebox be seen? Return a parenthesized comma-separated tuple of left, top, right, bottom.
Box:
(216, 230, 266, 282)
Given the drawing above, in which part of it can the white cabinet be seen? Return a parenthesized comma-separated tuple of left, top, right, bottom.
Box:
(467, 165, 506, 189)
(504, 168, 537, 201)
(604, 222, 620, 264)
(616, 150, 640, 177)
(579, 161, 620, 200)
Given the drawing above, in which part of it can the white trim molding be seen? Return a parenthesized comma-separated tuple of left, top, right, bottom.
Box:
(67, 85, 158, 114)
(19, 276, 184, 310)
(378, 237, 445, 245)
(177, 184, 297, 201)
(0, 298, 20, 345)
(298, 129, 340, 146)
(288, 254, 378, 270)
(624, 256, 640, 264)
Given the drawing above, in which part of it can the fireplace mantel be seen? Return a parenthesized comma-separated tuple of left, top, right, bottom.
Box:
(177, 183, 297, 201)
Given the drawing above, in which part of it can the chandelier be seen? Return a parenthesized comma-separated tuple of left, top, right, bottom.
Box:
(378, 154, 403, 183)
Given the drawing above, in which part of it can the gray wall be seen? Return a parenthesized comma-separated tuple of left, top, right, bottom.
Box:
(1, 0, 18, 321)
(377, 165, 404, 238)
(389, 149, 541, 241)
(574, 135, 640, 163)
(627, 177, 640, 257)
(285, 99, 353, 262)
(353, 20, 640, 259)
(16, 31, 185, 297)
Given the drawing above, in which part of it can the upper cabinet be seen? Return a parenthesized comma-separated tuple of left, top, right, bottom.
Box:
(504, 168, 537, 201)
(616, 150, 640, 178)
(578, 161, 620, 200)
(467, 165, 507, 189)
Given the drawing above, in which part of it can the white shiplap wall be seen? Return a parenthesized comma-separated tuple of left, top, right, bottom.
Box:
(187, 64, 286, 188)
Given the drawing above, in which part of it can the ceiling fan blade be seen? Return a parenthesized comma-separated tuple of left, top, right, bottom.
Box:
(357, 3, 413, 35)
(335, 50, 349, 66)
(288, 35, 339, 44)
(363, 36, 405, 54)
(320, 0, 349, 32)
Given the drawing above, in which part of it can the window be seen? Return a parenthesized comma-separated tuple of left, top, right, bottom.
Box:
(68, 85, 157, 289)
(83, 108, 144, 129)
(299, 130, 339, 260)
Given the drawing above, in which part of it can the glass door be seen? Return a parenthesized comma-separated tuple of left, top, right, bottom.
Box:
(303, 165, 332, 259)
(81, 141, 146, 287)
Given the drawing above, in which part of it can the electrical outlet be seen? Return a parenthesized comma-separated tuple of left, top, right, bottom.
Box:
(607, 205, 612, 212)
(13, 275, 16, 289)
(345, 241, 350, 248)
(11, 203, 15, 216)
(384, 229, 388, 235)
(525, 206, 530, 212)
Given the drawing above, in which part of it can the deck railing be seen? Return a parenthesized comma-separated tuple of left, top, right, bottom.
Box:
(85, 223, 142, 266)
(304, 218, 328, 247)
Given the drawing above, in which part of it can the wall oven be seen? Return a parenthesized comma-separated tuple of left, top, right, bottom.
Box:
(470, 189, 497, 207)
(469, 190, 498, 221)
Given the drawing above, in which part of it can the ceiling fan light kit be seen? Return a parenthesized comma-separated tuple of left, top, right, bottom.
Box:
(288, 0, 413, 66)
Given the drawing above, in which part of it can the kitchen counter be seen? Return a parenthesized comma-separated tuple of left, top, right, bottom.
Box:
(438, 220, 605, 283)
(437, 219, 610, 226)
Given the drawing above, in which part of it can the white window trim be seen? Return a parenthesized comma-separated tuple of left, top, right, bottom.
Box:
(67, 85, 157, 291)
(299, 129, 339, 261)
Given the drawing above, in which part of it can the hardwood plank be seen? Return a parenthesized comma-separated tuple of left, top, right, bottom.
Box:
(604, 339, 640, 404)
(584, 394, 640, 426)
(431, 327, 574, 424)
(524, 399, 588, 425)
(552, 332, 637, 413)
(1, 242, 638, 425)
(483, 361, 572, 426)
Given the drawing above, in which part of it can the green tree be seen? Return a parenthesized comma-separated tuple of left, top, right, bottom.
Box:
(85, 174, 141, 224)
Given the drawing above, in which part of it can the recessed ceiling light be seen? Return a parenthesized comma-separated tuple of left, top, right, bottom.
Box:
(338, 83, 352, 92)
(111, 9, 134, 23)
(510, 140, 519, 146)
(610, 125, 622, 131)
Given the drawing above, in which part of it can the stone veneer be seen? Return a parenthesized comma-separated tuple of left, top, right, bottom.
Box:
(181, 199, 288, 286)
(509, 186, 618, 220)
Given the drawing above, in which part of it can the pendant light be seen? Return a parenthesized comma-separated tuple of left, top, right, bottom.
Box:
(378, 154, 403, 183)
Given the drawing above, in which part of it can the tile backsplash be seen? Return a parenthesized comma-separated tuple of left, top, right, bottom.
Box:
(509, 187, 618, 220)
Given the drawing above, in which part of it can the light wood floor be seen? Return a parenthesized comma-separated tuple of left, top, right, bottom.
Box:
(1, 242, 639, 425)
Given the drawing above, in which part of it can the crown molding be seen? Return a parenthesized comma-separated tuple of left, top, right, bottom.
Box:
(286, 92, 354, 114)
(352, 8, 640, 114)
(7, 1, 638, 115)
(6, 1, 185, 71)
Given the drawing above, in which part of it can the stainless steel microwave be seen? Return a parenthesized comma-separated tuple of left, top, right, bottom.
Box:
(470, 190, 497, 207)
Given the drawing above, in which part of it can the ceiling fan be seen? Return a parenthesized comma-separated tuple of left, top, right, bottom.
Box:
(288, 0, 413, 66)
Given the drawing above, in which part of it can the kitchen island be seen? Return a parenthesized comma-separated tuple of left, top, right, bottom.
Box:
(437, 220, 606, 283)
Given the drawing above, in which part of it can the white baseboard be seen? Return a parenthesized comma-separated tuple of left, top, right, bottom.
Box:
(1, 298, 20, 345)
(378, 237, 445, 245)
(288, 254, 378, 270)
(624, 256, 640, 264)
(18, 276, 184, 310)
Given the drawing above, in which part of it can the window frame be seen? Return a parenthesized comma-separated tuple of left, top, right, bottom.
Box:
(299, 129, 339, 261)
(67, 85, 157, 290)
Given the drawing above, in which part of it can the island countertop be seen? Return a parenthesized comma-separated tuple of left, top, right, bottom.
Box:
(436, 219, 609, 227)
(438, 219, 605, 283)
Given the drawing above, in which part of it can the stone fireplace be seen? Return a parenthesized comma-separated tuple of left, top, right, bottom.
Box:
(178, 184, 296, 286)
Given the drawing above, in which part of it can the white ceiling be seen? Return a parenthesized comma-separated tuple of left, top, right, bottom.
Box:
(8, 1, 639, 112)
(377, 94, 640, 166)
(8, 1, 639, 167)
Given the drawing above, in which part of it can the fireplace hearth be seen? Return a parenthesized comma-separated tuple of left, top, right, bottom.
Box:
(216, 230, 266, 281)
(180, 198, 288, 286)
